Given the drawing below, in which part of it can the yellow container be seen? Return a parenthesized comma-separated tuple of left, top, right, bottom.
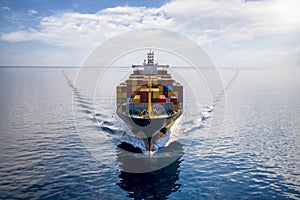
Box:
(117, 92, 121, 98)
(117, 98, 121, 104)
(132, 85, 138, 92)
(152, 88, 159, 98)
(117, 86, 122, 93)
(174, 104, 178, 111)
(158, 85, 163, 91)
(127, 79, 137, 86)
(134, 95, 140, 103)
(153, 93, 159, 99)
(121, 92, 127, 98)
(168, 91, 178, 97)
(132, 79, 137, 86)
(158, 85, 163, 95)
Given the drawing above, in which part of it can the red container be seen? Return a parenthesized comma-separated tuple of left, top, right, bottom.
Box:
(139, 88, 148, 99)
(158, 70, 168, 75)
(152, 98, 160, 102)
(170, 96, 178, 104)
(137, 79, 144, 85)
(159, 95, 166, 102)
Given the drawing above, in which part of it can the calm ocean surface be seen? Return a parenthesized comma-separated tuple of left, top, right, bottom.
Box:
(0, 67, 299, 199)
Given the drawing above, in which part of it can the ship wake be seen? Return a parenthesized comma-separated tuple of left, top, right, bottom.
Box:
(64, 69, 239, 153)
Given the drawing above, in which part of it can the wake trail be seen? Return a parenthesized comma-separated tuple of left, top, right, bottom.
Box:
(213, 69, 239, 107)
(62, 69, 240, 152)
(181, 69, 240, 136)
(62, 71, 142, 149)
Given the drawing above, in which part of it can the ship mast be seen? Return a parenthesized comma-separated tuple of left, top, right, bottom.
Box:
(147, 50, 154, 118)
(147, 73, 153, 118)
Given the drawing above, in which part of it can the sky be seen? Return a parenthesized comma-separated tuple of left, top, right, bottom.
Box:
(0, 0, 299, 68)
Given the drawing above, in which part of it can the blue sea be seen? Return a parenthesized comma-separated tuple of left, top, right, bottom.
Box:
(0, 66, 299, 199)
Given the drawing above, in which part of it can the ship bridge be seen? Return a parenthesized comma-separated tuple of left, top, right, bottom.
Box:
(132, 50, 169, 75)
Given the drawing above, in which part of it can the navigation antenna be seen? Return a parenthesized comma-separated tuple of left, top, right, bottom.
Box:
(147, 50, 154, 64)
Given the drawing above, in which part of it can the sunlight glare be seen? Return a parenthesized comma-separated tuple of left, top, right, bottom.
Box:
(274, 0, 300, 26)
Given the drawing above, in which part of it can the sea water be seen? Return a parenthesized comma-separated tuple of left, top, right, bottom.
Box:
(0, 66, 299, 199)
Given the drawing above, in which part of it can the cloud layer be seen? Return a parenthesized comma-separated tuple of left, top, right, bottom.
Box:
(1, 0, 300, 67)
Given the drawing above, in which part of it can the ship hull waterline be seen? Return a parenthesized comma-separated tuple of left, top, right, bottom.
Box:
(117, 110, 182, 151)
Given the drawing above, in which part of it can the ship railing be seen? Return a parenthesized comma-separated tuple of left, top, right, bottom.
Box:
(132, 64, 169, 69)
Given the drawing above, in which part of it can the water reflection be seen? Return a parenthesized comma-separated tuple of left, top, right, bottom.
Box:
(117, 142, 183, 199)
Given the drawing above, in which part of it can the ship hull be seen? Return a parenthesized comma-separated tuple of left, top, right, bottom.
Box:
(117, 110, 182, 151)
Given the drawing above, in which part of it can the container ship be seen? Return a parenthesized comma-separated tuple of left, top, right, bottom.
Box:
(116, 50, 183, 151)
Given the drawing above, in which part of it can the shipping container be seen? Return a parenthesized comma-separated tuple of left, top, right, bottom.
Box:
(117, 98, 121, 104)
(170, 96, 178, 104)
(117, 86, 122, 93)
(140, 88, 148, 92)
(174, 104, 178, 111)
(158, 70, 168, 75)
(122, 104, 127, 112)
(159, 79, 173, 86)
(174, 91, 178, 97)
(168, 91, 178, 97)
(121, 92, 127, 98)
(128, 98, 133, 103)
(127, 79, 138, 86)
(159, 95, 166, 102)
(152, 98, 160, 102)
(163, 91, 168, 97)
(117, 85, 127, 93)
(163, 86, 169, 92)
(152, 88, 159, 99)
(132, 85, 138, 92)
(140, 90, 148, 98)
(134, 95, 140, 103)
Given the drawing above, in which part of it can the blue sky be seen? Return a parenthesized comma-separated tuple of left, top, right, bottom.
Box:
(0, 0, 299, 67)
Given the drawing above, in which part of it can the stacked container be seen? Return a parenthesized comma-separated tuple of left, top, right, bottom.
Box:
(117, 69, 183, 114)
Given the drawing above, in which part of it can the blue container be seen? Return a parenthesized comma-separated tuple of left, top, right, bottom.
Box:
(163, 86, 169, 92)
(127, 98, 133, 103)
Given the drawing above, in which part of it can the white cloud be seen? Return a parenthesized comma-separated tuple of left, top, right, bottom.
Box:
(27, 9, 38, 16)
(2, 6, 10, 11)
(1, 6, 172, 48)
(163, 0, 300, 43)
(1, 31, 33, 42)
(2, 0, 300, 47)
(1, 0, 300, 67)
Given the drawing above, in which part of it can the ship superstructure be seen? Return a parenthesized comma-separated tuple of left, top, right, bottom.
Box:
(116, 50, 183, 151)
